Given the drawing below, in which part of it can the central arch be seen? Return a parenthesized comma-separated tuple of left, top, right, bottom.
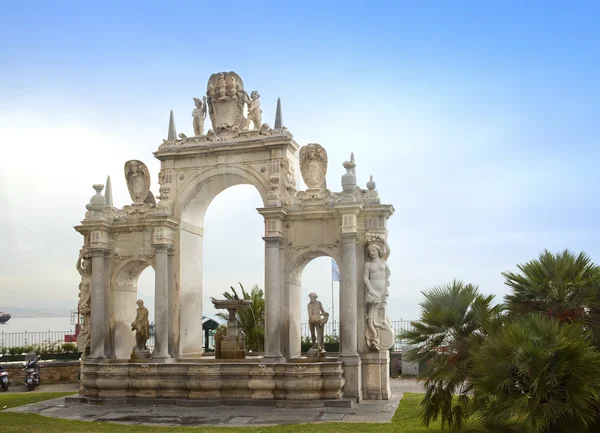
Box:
(175, 166, 269, 357)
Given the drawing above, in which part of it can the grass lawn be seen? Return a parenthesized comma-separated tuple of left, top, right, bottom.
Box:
(0, 392, 488, 433)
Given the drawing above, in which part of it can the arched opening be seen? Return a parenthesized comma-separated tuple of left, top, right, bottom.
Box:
(112, 260, 154, 360)
(202, 184, 264, 353)
(137, 266, 156, 348)
(300, 257, 340, 349)
(285, 250, 342, 359)
(176, 169, 267, 357)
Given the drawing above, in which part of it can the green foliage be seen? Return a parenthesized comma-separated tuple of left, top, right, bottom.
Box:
(472, 314, 600, 433)
(219, 283, 265, 352)
(503, 249, 600, 328)
(324, 334, 339, 344)
(401, 279, 504, 430)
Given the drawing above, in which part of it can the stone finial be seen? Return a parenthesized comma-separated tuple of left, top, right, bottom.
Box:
(341, 153, 357, 198)
(86, 184, 106, 215)
(367, 175, 376, 191)
(168, 110, 177, 141)
(104, 175, 114, 207)
(274, 97, 283, 129)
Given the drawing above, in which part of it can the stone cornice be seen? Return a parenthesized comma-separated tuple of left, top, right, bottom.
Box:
(154, 135, 299, 161)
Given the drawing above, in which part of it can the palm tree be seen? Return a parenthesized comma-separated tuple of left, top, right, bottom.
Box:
(503, 249, 600, 341)
(401, 280, 504, 429)
(219, 283, 265, 352)
(472, 313, 600, 433)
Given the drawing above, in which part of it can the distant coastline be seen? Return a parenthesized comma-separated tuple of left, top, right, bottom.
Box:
(0, 307, 72, 319)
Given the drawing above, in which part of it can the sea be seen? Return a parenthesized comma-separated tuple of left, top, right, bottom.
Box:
(0, 317, 74, 334)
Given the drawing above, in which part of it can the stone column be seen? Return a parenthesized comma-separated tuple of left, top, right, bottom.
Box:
(337, 209, 363, 401)
(339, 233, 359, 357)
(167, 248, 175, 356)
(263, 236, 284, 361)
(89, 249, 107, 360)
(153, 244, 170, 359)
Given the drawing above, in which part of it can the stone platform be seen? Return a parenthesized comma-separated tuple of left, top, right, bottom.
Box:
(80, 359, 346, 403)
(7, 379, 414, 426)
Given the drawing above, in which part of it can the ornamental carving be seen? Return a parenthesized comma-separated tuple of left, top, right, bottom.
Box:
(281, 159, 297, 195)
(299, 143, 328, 190)
(206, 71, 246, 132)
(124, 160, 152, 204)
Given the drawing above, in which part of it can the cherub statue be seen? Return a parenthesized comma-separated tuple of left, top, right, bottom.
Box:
(307, 293, 329, 350)
(244, 90, 262, 130)
(192, 97, 207, 136)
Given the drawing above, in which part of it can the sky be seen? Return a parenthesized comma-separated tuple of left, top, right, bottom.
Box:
(1, 1, 599, 324)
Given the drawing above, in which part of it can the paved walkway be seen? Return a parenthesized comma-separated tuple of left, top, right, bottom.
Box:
(5, 378, 423, 426)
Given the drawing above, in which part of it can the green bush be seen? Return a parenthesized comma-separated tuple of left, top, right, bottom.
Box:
(472, 314, 600, 433)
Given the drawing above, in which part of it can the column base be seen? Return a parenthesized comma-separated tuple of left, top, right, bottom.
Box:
(361, 351, 391, 400)
(339, 354, 362, 401)
(262, 355, 286, 363)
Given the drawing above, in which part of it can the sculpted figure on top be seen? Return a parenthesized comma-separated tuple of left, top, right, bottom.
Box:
(364, 233, 394, 351)
(192, 97, 207, 136)
(243, 90, 262, 130)
(299, 143, 328, 190)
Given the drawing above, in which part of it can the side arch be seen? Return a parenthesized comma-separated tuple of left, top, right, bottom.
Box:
(283, 247, 343, 359)
(111, 258, 154, 360)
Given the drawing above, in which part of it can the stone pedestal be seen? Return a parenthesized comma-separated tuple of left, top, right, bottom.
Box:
(361, 351, 391, 400)
(217, 338, 247, 359)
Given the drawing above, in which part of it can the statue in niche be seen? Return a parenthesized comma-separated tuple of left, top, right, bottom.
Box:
(307, 293, 329, 351)
(364, 234, 394, 351)
(281, 158, 297, 195)
(76, 248, 92, 353)
(299, 143, 328, 190)
(131, 299, 150, 351)
(244, 90, 262, 130)
(192, 97, 207, 136)
(124, 160, 151, 204)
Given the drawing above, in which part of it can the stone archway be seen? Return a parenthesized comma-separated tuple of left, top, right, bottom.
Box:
(112, 259, 154, 360)
(284, 248, 343, 359)
(174, 166, 270, 358)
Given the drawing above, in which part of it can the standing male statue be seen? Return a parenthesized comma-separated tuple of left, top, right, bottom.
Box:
(131, 299, 150, 351)
(307, 292, 329, 351)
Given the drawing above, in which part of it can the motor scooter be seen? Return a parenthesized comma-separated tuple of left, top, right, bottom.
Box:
(24, 353, 40, 391)
(0, 354, 8, 391)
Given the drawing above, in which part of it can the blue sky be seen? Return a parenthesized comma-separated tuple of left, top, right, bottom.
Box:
(1, 1, 599, 322)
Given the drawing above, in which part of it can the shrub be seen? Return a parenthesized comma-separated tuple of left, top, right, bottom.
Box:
(472, 314, 600, 433)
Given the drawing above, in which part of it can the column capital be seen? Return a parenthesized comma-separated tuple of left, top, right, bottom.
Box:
(89, 247, 109, 258)
(341, 232, 359, 244)
(152, 244, 171, 253)
(263, 236, 284, 248)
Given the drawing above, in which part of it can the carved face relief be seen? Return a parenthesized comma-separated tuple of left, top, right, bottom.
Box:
(299, 143, 328, 190)
(124, 160, 151, 203)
